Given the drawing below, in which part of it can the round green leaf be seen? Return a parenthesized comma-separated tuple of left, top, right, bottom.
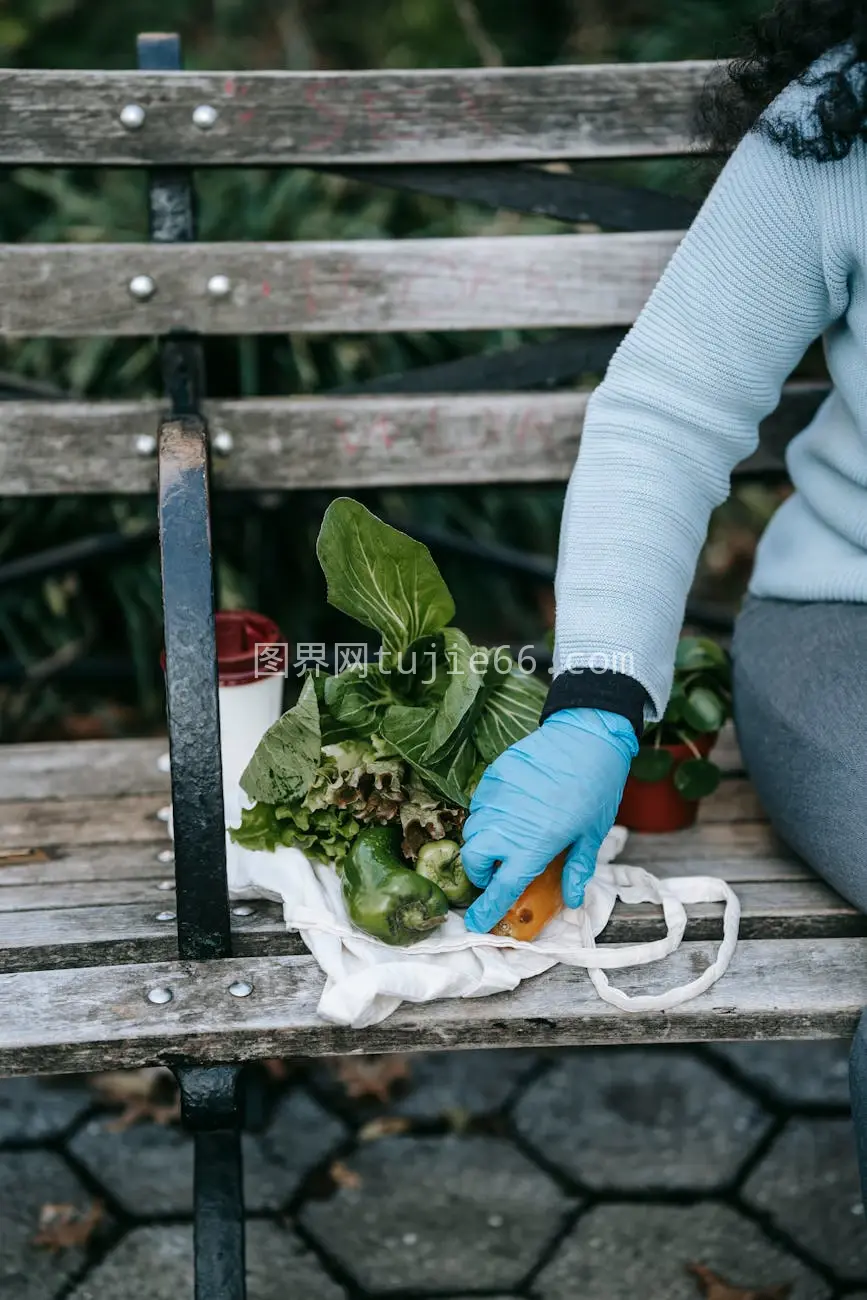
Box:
(631, 747, 674, 782)
(673, 758, 721, 801)
(682, 687, 725, 734)
(674, 636, 728, 673)
(664, 682, 687, 725)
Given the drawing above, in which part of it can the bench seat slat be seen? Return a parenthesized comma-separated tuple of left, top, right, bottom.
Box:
(0, 879, 861, 976)
(0, 63, 717, 166)
(0, 383, 824, 495)
(0, 234, 681, 337)
(1, 936, 863, 1077)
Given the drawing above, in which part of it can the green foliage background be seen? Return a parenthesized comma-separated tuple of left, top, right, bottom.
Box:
(0, 0, 778, 740)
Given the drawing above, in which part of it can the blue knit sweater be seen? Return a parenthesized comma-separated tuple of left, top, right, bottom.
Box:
(550, 42, 867, 727)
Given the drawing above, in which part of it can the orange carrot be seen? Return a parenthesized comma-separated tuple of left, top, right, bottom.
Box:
(490, 850, 566, 941)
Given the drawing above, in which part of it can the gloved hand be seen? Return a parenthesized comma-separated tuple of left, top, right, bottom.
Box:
(462, 707, 639, 934)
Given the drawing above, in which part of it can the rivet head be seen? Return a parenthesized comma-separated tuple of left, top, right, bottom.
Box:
(129, 274, 156, 301)
(229, 980, 253, 998)
(192, 104, 218, 130)
(156, 805, 172, 823)
(156, 910, 176, 922)
(147, 986, 173, 1005)
(134, 433, 157, 457)
(207, 273, 231, 299)
(156, 880, 174, 892)
(212, 430, 234, 456)
(120, 103, 146, 130)
(232, 904, 254, 917)
(157, 848, 174, 864)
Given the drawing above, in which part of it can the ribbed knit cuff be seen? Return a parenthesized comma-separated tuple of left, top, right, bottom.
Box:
(540, 669, 650, 740)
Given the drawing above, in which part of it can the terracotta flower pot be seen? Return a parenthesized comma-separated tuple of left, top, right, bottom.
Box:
(617, 733, 718, 833)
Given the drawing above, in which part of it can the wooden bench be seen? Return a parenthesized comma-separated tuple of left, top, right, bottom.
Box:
(2, 32, 866, 1300)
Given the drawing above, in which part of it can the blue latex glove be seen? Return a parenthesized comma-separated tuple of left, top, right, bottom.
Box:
(462, 707, 639, 934)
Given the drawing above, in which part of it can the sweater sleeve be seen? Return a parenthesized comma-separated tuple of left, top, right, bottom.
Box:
(551, 126, 839, 722)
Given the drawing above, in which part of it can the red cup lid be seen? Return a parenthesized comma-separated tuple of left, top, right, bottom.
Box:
(161, 610, 288, 686)
(215, 610, 286, 685)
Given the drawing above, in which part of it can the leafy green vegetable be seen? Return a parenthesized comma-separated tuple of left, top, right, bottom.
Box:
(381, 704, 476, 809)
(399, 780, 468, 860)
(324, 664, 396, 733)
(424, 630, 506, 763)
(240, 674, 321, 805)
(473, 669, 547, 763)
(229, 801, 285, 852)
(316, 498, 455, 656)
(236, 498, 552, 866)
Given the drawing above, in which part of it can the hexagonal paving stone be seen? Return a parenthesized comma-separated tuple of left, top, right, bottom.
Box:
(69, 1089, 344, 1216)
(513, 1048, 770, 1191)
(0, 1075, 93, 1143)
(708, 1041, 851, 1107)
(391, 1049, 540, 1119)
(69, 1112, 193, 1217)
(0, 1149, 106, 1299)
(743, 1118, 867, 1280)
(300, 1135, 574, 1293)
(244, 1088, 346, 1211)
(534, 1203, 829, 1300)
(69, 1222, 344, 1300)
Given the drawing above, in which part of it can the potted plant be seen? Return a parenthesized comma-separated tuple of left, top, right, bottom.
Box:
(616, 635, 732, 833)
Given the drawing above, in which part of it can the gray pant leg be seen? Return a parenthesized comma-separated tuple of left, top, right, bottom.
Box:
(732, 596, 867, 912)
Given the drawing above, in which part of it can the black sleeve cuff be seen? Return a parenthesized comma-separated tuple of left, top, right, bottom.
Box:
(540, 669, 650, 740)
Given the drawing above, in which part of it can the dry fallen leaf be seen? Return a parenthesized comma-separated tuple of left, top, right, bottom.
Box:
(90, 1067, 181, 1131)
(688, 1262, 792, 1300)
(358, 1115, 411, 1142)
(33, 1201, 105, 1253)
(89, 1067, 174, 1104)
(263, 1059, 291, 1082)
(332, 1054, 411, 1103)
(329, 1160, 362, 1190)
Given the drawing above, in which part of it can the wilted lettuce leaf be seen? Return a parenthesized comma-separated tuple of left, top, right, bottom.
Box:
(399, 780, 468, 860)
(240, 674, 321, 805)
(473, 669, 547, 763)
(316, 498, 454, 655)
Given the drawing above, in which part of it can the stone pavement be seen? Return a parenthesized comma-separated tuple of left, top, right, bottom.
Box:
(1, 1041, 865, 1299)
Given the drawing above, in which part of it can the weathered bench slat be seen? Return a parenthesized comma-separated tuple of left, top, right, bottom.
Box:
(1, 935, 863, 1076)
(0, 62, 717, 167)
(2, 794, 168, 847)
(0, 781, 766, 851)
(0, 737, 169, 801)
(0, 383, 824, 495)
(0, 843, 169, 885)
(1, 879, 860, 976)
(0, 234, 681, 337)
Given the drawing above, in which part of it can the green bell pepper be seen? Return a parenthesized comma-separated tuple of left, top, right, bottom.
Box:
(341, 825, 450, 945)
(415, 839, 480, 906)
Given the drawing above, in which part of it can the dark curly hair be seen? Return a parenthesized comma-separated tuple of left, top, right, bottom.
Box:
(698, 1, 867, 160)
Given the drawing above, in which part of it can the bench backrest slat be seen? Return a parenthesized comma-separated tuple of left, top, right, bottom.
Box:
(0, 62, 717, 166)
(0, 383, 824, 495)
(0, 233, 681, 337)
